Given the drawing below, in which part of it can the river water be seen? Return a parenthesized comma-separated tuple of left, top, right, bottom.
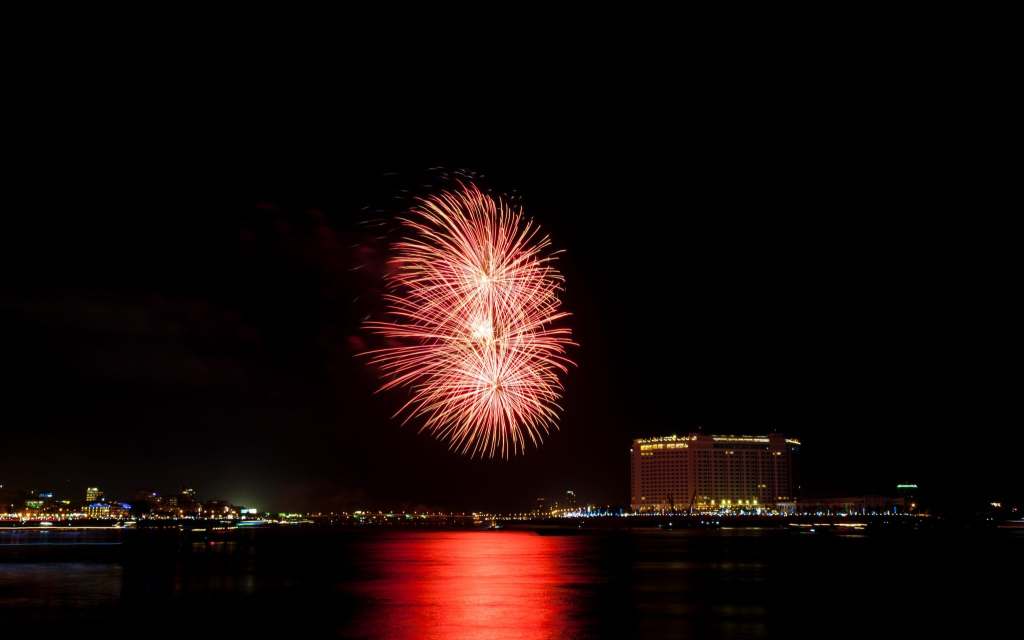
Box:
(1, 527, 1018, 638)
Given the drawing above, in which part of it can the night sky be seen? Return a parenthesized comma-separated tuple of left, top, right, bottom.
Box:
(4, 97, 1018, 513)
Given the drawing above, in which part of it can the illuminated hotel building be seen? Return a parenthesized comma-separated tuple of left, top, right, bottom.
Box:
(86, 487, 103, 502)
(630, 434, 799, 511)
(84, 502, 131, 519)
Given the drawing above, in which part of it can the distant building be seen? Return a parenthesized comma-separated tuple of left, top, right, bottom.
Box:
(896, 483, 919, 512)
(172, 489, 201, 517)
(630, 433, 800, 511)
(84, 502, 131, 519)
(203, 500, 240, 518)
(86, 487, 103, 502)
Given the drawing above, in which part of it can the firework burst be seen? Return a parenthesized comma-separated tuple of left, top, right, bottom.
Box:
(363, 183, 575, 458)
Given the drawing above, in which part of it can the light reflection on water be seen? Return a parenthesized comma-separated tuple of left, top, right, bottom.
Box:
(0, 527, 1019, 637)
(348, 532, 592, 640)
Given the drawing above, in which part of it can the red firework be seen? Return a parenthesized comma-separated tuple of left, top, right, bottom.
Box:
(363, 183, 575, 458)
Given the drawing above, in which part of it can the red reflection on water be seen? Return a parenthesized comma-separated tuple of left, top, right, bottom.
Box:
(351, 531, 587, 640)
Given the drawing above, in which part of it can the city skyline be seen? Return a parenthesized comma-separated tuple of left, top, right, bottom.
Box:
(0, 475, 954, 520)
(2, 427, 1001, 516)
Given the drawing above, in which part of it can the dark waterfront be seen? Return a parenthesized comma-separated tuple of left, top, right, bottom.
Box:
(1, 527, 1020, 638)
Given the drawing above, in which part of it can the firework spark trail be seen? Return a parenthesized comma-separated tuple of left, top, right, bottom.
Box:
(363, 183, 575, 458)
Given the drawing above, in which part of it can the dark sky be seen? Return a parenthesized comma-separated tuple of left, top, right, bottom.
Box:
(3, 81, 1018, 512)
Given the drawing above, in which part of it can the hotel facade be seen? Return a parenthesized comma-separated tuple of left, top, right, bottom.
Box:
(630, 433, 799, 511)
